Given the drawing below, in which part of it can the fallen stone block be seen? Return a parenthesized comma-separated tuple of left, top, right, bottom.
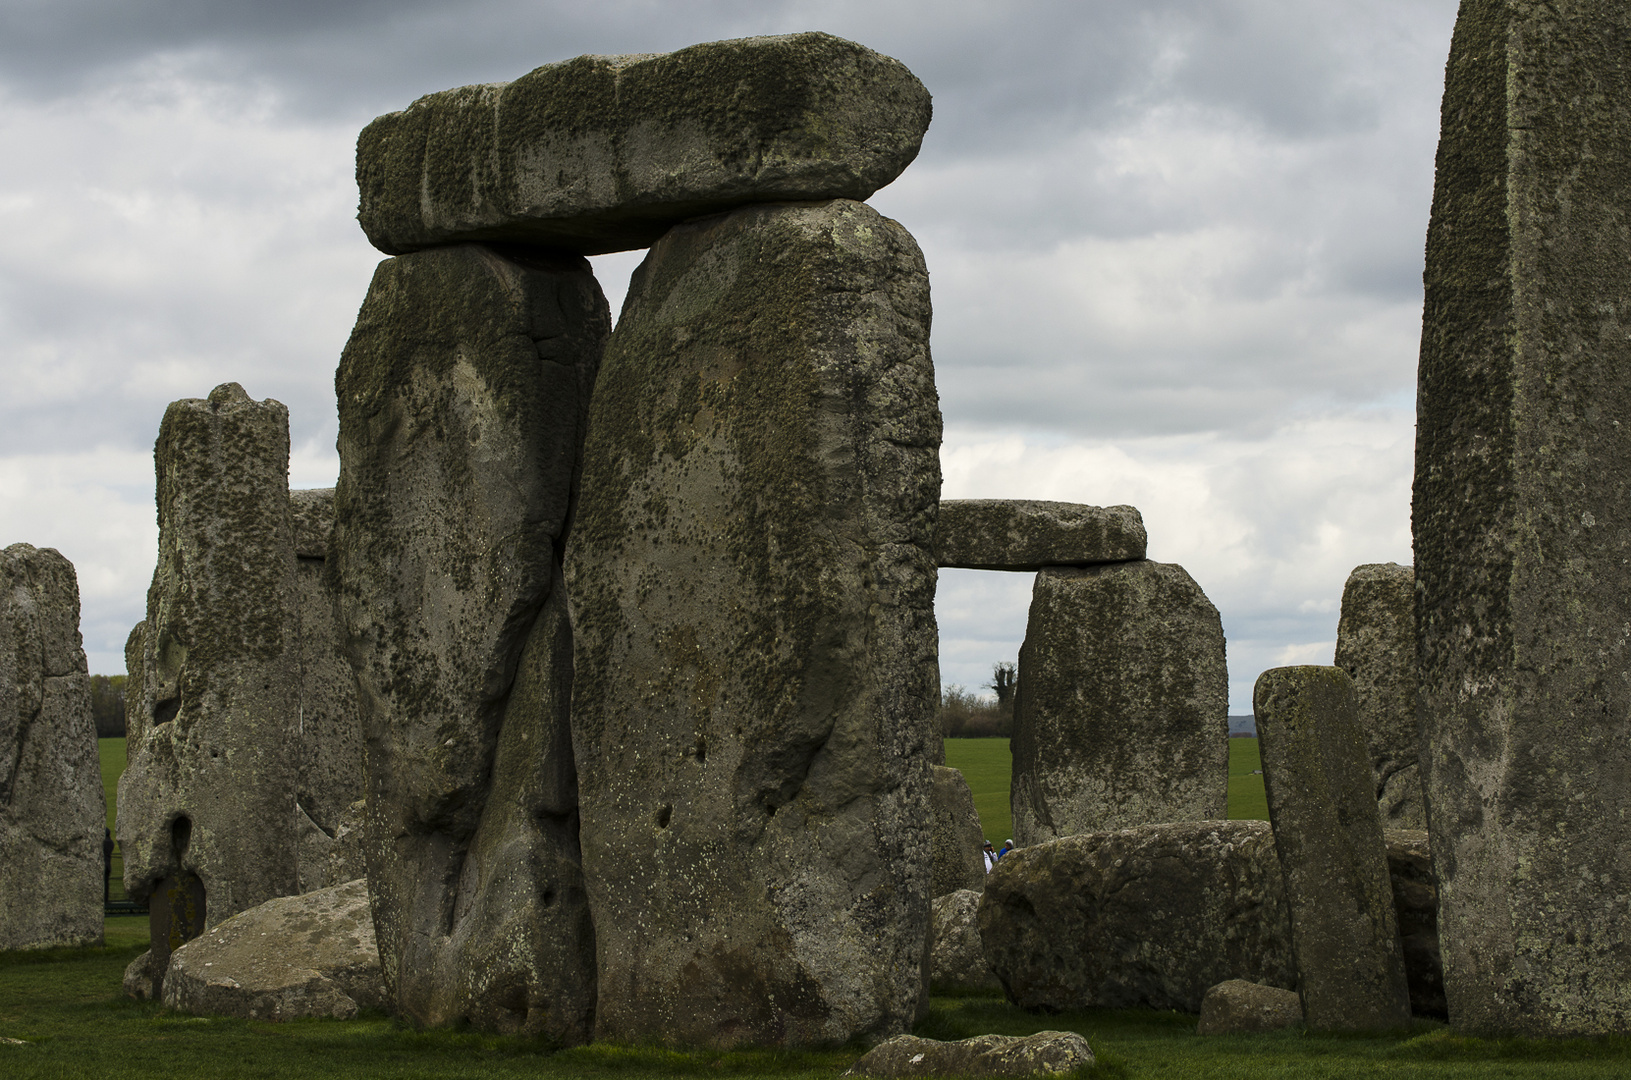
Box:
(934, 500, 1145, 570)
(844, 1032, 1093, 1078)
(1196, 979, 1302, 1035)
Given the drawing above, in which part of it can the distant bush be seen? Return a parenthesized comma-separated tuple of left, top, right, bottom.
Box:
(90, 674, 126, 738)
(939, 684, 1013, 738)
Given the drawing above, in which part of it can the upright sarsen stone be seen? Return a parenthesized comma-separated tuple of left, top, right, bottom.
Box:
(1254, 666, 1410, 1031)
(0, 545, 104, 951)
(1010, 561, 1227, 846)
(1334, 563, 1423, 829)
(1415, 0, 1631, 1035)
(930, 765, 986, 898)
(567, 199, 941, 1047)
(333, 244, 605, 1043)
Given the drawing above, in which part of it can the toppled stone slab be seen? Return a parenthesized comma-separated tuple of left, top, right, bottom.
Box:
(1010, 561, 1227, 845)
(931, 766, 986, 898)
(334, 244, 605, 1043)
(1415, 0, 1631, 1036)
(567, 199, 940, 1047)
(1385, 829, 1446, 1019)
(844, 1032, 1093, 1078)
(1334, 563, 1424, 828)
(979, 821, 1294, 1013)
(163, 878, 386, 1021)
(0, 545, 103, 951)
(357, 32, 932, 256)
(1196, 980, 1302, 1035)
(1255, 666, 1411, 1031)
(930, 890, 1001, 993)
(934, 501, 1145, 571)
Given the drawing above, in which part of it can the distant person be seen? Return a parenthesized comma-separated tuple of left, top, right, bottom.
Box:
(102, 828, 114, 904)
(982, 842, 997, 873)
(998, 839, 1013, 860)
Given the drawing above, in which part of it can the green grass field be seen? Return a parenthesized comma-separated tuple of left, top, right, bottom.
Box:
(99, 737, 130, 903)
(943, 737, 1269, 844)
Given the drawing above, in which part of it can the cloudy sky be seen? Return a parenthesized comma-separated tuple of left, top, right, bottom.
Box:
(0, 0, 1458, 713)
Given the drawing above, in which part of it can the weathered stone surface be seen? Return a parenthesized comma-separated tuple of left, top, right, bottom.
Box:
(1334, 563, 1424, 829)
(117, 385, 303, 947)
(163, 878, 386, 1021)
(1010, 561, 1227, 846)
(123, 949, 161, 1000)
(357, 33, 931, 257)
(567, 198, 940, 1047)
(0, 545, 103, 951)
(929, 890, 1000, 993)
(934, 500, 1145, 571)
(931, 766, 985, 898)
(1415, 0, 1631, 1037)
(1196, 980, 1302, 1035)
(979, 821, 1294, 1013)
(844, 1032, 1093, 1078)
(1385, 828, 1446, 1019)
(1254, 666, 1411, 1031)
(333, 243, 605, 1042)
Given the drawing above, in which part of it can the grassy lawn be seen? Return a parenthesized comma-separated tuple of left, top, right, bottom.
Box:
(6, 933, 1631, 1078)
(99, 737, 130, 904)
(1227, 737, 1267, 821)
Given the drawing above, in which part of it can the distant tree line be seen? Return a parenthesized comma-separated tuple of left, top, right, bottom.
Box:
(939, 662, 1017, 738)
(90, 674, 126, 738)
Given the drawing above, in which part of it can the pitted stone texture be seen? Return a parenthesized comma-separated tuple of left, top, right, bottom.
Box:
(117, 384, 303, 929)
(1196, 980, 1302, 1035)
(929, 890, 1000, 993)
(931, 766, 985, 898)
(1385, 829, 1446, 1019)
(978, 821, 1294, 1013)
(334, 243, 604, 1043)
(1254, 666, 1411, 1031)
(163, 878, 386, 1020)
(1010, 561, 1227, 846)
(1415, 0, 1631, 1037)
(844, 1032, 1093, 1078)
(934, 500, 1145, 571)
(357, 33, 931, 257)
(567, 198, 940, 1048)
(0, 545, 103, 950)
(1334, 563, 1423, 829)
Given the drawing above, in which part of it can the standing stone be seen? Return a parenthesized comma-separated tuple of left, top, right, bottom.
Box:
(933, 500, 1145, 571)
(1253, 666, 1411, 1031)
(333, 243, 605, 1043)
(0, 545, 104, 950)
(1415, 0, 1631, 1037)
(1010, 561, 1227, 846)
(117, 384, 302, 940)
(1334, 563, 1424, 828)
(929, 890, 1000, 993)
(357, 34, 931, 257)
(930, 765, 986, 897)
(568, 198, 940, 1047)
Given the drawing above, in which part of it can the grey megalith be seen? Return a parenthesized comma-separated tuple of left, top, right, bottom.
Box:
(1416, 0, 1631, 1035)
(1254, 666, 1411, 1031)
(930, 764, 986, 897)
(333, 244, 604, 1043)
(1010, 561, 1227, 846)
(934, 500, 1145, 571)
(1334, 563, 1424, 828)
(567, 198, 940, 1048)
(0, 544, 104, 950)
(357, 33, 931, 257)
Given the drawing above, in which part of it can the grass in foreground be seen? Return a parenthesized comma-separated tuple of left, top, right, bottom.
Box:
(8, 931, 1631, 1079)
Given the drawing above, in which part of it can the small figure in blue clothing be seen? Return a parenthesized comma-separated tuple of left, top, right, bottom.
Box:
(998, 839, 1013, 860)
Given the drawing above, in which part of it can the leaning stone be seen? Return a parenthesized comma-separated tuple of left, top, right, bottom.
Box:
(929, 890, 1001, 993)
(1254, 666, 1411, 1031)
(934, 500, 1145, 571)
(0, 545, 103, 951)
(979, 821, 1294, 1013)
(1196, 980, 1302, 1035)
(1334, 563, 1424, 829)
(357, 32, 931, 257)
(931, 766, 986, 898)
(1010, 561, 1227, 845)
(334, 243, 605, 1043)
(1385, 829, 1446, 1019)
(567, 199, 940, 1047)
(163, 879, 386, 1021)
(1415, 0, 1631, 1036)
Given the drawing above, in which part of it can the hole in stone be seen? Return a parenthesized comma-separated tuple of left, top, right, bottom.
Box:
(153, 697, 180, 725)
(654, 804, 672, 829)
(694, 735, 707, 763)
(541, 888, 556, 907)
(170, 815, 192, 858)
